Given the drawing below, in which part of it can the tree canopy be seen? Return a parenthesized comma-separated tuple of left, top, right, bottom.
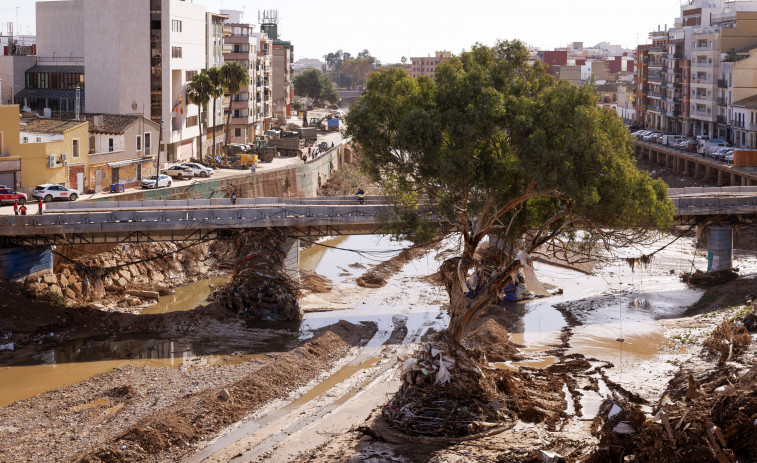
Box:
(346, 40, 675, 343)
(323, 48, 381, 88)
(293, 68, 339, 105)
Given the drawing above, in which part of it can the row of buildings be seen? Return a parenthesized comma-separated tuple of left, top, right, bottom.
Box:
(0, 0, 296, 195)
(634, 0, 757, 150)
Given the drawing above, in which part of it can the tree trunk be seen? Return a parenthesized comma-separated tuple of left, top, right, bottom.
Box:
(225, 92, 233, 146)
(198, 106, 204, 160)
(211, 97, 217, 158)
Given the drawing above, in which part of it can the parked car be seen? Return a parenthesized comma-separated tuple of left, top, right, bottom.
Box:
(724, 150, 735, 164)
(32, 184, 79, 202)
(702, 139, 730, 156)
(711, 147, 731, 160)
(680, 140, 699, 152)
(643, 133, 662, 142)
(635, 130, 652, 139)
(0, 187, 27, 205)
(181, 162, 214, 178)
(162, 165, 194, 179)
(663, 135, 686, 147)
(141, 174, 172, 189)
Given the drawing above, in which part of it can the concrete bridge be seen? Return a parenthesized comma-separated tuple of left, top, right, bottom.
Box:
(0, 196, 395, 246)
(634, 140, 757, 187)
(0, 190, 755, 279)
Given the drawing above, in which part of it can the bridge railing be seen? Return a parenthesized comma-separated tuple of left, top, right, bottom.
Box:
(668, 186, 757, 196)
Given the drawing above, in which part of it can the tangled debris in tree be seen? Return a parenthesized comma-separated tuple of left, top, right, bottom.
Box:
(211, 229, 301, 321)
(382, 341, 517, 438)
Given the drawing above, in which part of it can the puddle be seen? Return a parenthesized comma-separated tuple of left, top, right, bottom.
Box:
(0, 337, 267, 407)
(141, 276, 230, 315)
(300, 235, 409, 285)
(286, 358, 380, 409)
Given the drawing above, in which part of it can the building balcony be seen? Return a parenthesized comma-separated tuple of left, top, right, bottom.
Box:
(231, 100, 250, 110)
(230, 115, 254, 125)
(225, 35, 253, 44)
(224, 52, 251, 61)
(667, 110, 681, 118)
(690, 109, 715, 121)
(717, 115, 727, 124)
(717, 97, 727, 106)
(732, 120, 744, 129)
(648, 47, 666, 54)
(750, 122, 757, 131)
(648, 75, 663, 83)
(649, 61, 664, 68)
(648, 91, 664, 99)
(718, 79, 728, 89)
(646, 105, 663, 114)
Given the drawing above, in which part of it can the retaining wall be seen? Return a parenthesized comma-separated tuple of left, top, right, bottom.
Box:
(93, 144, 352, 203)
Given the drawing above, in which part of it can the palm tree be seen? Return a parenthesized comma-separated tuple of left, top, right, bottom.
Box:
(186, 71, 213, 159)
(206, 66, 224, 158)
(220, 61, 250, 146)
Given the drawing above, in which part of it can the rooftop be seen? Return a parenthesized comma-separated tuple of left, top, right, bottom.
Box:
(86, 114, 144, 134)
(733, 94, 757, 109)
(20, 118, 87, 134)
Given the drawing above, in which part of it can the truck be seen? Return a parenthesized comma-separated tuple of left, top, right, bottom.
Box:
(291, 126, 318, 142)
(699, 138, 729, 156)
(327, 118, 340, 132)
(265, 132, 304, 157)
(249, 139, 277, 163)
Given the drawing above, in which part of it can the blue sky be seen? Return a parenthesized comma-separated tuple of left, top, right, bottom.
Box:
(2, 0, 682, 63)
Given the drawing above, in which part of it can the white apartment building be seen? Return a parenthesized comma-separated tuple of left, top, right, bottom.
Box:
(223, 22, 258, 144)
(35, 0, 209, 163)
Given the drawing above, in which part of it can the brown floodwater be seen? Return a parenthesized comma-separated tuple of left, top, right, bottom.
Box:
(141, 276, 230, 315)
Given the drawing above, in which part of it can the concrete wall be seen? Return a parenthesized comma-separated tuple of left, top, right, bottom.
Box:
(94, 143, 353, 202)
(83, 0, 151, 116)
(0, 55, 37, 106)
(36, 0, 85, 60)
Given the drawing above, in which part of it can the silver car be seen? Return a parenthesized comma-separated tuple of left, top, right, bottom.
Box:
(32, 184, 79, 202)
(181, 162, 214, 178)
(162, 165, 194, 179)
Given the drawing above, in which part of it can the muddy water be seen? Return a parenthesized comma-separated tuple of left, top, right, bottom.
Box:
(142, 276, 230, 315)
(0, 337, 264, 406)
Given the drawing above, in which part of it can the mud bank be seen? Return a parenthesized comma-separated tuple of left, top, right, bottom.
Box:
(0, 321, 376, 463)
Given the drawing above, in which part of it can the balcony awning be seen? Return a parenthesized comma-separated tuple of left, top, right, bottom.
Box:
(15, 88, 85, 101)
(107, 158, 154, 168)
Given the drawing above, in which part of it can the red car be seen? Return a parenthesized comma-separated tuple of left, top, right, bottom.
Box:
(0, 187, 27, 205)
(680, 140, 699, 153)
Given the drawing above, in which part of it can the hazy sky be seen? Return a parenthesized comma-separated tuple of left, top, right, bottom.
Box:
(2, 0, 683, 63)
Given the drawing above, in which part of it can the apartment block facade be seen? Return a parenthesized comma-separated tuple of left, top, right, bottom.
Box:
(34, 0, 212, 163)
(410, 51, 452, 79)
(635, 0, 757, 140)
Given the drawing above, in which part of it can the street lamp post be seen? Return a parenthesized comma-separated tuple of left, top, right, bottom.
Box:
(155, 120, 164, 189)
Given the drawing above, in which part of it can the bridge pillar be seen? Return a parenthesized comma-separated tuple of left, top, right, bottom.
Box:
(694, 162, 702, 179)
(731, 173, 737, 186)
(281, 237, 300, 282)
(0, 246, 53, 282)
(706, 226, 733, 272)
(666, 154, 671, 169)
(717, 169, 725, 186)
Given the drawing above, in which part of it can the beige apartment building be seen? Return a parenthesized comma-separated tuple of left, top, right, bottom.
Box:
(410, 51, 452, 79)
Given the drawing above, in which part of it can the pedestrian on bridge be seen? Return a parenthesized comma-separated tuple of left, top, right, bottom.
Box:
(37, 198, 43, 215)
(231, 192, 237, 205)
(13, 201, 18, 216)
(19, 204, 27, 216)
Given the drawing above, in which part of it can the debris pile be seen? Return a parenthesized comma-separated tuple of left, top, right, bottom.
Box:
(382, 342, 516, 438)
(211, 229, 301, 321)
(703, 320, 752, 363)
(681, 269, 738, 287)
(589, 367, 757, 462)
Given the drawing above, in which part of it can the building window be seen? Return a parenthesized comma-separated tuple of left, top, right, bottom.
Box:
(136, 134, 142, 151)
(108, 138, 114, 152)
(235, 128, 241, 137)
(186, 115, 198, 127)
(145, 132, 152, 155)
(72, 139, 80, 158)
(171, 20, 182, 32)
(186, 70, 197, 81)
(172, 47, 182, 58)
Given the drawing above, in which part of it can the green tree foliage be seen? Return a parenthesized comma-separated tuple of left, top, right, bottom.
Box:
(293, 68, 339, 105)
(346, 40, 675, 344)
(220, 61, 250, 145)
(323, 49, 381, 89)
(185, 71, 213, 157)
